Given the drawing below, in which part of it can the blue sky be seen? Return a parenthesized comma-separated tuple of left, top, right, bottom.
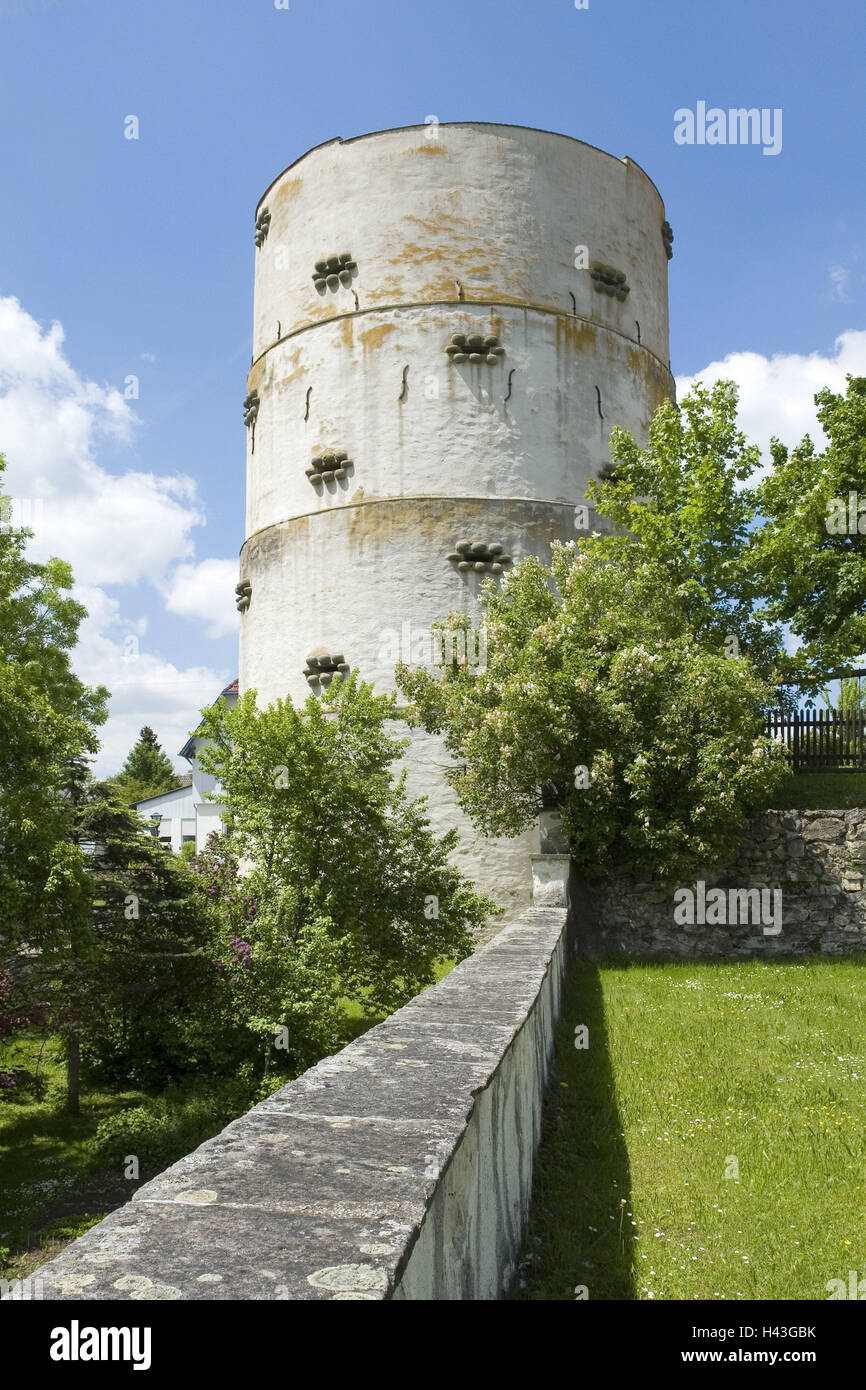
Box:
(0, 0, 863, 772)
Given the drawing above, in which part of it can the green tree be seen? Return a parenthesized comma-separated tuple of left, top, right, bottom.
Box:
(194, 676, 497, 1072)
(0, 456, 107, 946)
(394, 382, 806, 880)
(752, 375, 866, 676)
(0, 453, 108, 1107)
(587, 379, 786, 684)
(815, 676, 866, 715)
(16, 778, 244, 1107)
(397, 540, 790, 881)
(191, 832, 340, 1078)
(111, 726, 178, 805)
(68, 781, 217, 1086)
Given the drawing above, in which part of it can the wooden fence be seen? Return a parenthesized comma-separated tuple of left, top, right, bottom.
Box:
(765, 708, 866, 772)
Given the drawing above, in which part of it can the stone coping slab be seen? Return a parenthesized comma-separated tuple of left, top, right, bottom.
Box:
(32, 905, 571, 1301)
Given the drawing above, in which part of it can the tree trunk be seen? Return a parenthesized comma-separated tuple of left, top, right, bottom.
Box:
(66, 1029, 80, 1114)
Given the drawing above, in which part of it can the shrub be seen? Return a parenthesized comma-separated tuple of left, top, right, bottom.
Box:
(93, 1077, 263, 1173)
(0, 1068, 47, 1101)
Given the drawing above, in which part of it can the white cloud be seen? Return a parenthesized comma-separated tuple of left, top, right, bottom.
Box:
(675, 329, 866, 459)
(0, 298, 204, 588)
(162, 559, 240, 639)
(0, 295, 234, 776)
(73, 587, 231, 774)
(828, 266, 851, 302)
(0, 298, 78, 386)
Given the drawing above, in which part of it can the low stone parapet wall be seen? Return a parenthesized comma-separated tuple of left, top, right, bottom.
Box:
(34, 903, 573, 1302)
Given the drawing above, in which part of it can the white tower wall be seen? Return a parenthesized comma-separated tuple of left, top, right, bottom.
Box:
(239, 124, 673, 929)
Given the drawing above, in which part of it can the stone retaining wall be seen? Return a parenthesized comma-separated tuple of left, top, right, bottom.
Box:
(581, 810, 866, 958)
(33, 902, 572, 1302)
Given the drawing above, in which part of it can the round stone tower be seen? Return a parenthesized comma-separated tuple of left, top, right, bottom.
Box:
(238, 122, 674, 925)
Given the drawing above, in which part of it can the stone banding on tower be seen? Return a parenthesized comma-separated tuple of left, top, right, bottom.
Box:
(238, 122, 674, 922)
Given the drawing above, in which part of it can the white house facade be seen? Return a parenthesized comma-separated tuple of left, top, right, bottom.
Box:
(133, 679, 238, 852)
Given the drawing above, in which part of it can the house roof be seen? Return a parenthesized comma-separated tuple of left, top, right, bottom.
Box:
(132, 779, 195, 812)
(179, 678, 239, 762)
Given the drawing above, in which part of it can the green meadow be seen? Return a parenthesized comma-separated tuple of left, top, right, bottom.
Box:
(515, 957, 866, 1301)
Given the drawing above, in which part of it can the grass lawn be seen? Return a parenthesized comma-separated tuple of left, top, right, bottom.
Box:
(0, 1031, 149, 1279)
(514, 957, 866, 1301)
(771, 771, 866, 810)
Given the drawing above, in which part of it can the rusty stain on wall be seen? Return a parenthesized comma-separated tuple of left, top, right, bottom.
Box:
(360, 322, 398, 354)
(554, 314, 597, 355)
(273, 177, 302, 211)
(275, 365, 308, 390)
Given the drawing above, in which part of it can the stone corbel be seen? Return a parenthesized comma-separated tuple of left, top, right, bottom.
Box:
(304, 651, 350, 688)
(445, 332, 506, 364)
(305, 451, 353, 485)
(590, 263, 630, 300)
(255, 208, 271, 248)
(313, 253, 358, 293)
(447, 540, 512, 575)
(243, 391, 260, 452)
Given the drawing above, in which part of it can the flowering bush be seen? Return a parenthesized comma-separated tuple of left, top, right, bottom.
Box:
(397, 538, 790, 881)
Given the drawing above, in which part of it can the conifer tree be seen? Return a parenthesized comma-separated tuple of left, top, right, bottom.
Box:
(111, 726, 178, 804)
(32, 780, 215, 1101)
